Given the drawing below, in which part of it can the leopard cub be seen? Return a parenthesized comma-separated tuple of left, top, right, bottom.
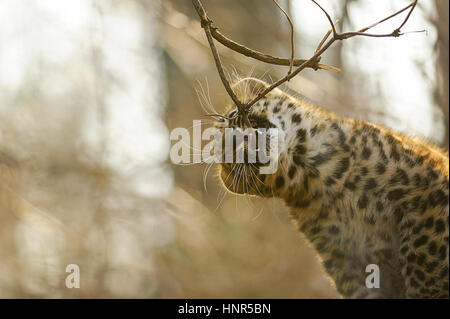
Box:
(215, 78, 449, 299)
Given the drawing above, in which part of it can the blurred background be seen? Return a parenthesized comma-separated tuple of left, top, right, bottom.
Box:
(0, 0, 448, 298)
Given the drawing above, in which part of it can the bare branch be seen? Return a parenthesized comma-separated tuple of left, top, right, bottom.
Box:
(315, 19, 338, 54)
(311, 0, 338, 38)
(192, 0, 244, 113)
(192, 0, 422, 114)
(397, 0, 417, 31)
(358, 0, 416, 33)
(194, 2, 337, 71)
(340, 0, 420, 39)
(245, 35, 336, 109)
(210, 27, 339, 71)
(271, 0, 295, 74)
(245, 0, 422, 109)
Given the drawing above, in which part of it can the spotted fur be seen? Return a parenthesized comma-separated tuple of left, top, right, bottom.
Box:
(215, 78, 449, 299)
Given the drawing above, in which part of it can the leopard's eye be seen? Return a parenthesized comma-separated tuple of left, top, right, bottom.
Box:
(228, 109, 238, 118)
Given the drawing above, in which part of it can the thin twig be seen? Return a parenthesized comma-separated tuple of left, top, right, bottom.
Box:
(271, 0, 295, 74)
(315, 19, 338, 54)
(359, 0, 417, 33)
(245, 35, 336, 110)
(315, 29, 331, 54)
(311, 0, 338, 38)
(396, 0, 418, 31)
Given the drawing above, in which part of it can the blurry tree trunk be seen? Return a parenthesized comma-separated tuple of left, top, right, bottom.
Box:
(434, 0, 449, 150)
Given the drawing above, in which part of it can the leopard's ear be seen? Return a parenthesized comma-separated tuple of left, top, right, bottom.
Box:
(231, 77, 275, 103)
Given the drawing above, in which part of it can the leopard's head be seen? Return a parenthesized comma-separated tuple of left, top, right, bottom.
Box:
(213, 78, 292, 196)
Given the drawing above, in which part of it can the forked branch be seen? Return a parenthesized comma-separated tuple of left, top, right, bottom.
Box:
(192, 0, 422, 115)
